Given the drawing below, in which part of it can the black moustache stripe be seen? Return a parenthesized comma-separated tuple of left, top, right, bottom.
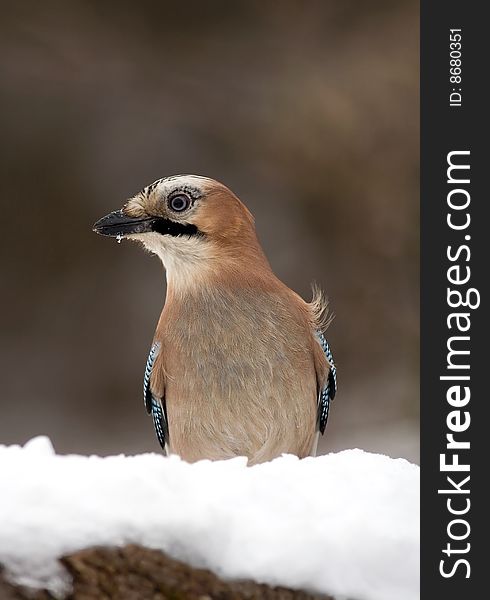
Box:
(151, 217, 201, 237)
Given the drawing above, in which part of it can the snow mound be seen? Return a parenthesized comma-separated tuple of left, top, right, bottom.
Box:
(0, 436, 419, 600)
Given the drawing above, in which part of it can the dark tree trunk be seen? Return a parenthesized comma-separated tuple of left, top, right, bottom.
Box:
(1, 545, 334, 600)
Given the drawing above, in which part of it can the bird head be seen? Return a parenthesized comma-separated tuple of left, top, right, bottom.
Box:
(93, 175, 269, 282)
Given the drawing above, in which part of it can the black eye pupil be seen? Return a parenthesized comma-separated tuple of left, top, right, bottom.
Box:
(170, 195, 189, 212)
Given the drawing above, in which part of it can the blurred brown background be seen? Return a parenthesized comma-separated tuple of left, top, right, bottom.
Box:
(0, 0, 419, 462)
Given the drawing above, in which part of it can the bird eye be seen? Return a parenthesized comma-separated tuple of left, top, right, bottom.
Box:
(168, 194, 191, 213)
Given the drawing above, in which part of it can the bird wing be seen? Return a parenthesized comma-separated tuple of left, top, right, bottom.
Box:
(143, 342, 169, 451)
(315, 331, 338, 435)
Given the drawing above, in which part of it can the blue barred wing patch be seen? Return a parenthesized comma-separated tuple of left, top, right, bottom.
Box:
(144, 342, 160, 414)
(316, 331, 338, 435)
(143, 342, 168, 451)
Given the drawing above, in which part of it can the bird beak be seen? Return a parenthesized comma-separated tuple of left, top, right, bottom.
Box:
(92, 210, 155, 238)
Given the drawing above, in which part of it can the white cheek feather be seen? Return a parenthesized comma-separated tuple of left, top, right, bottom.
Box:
(127, 232, 213, 289)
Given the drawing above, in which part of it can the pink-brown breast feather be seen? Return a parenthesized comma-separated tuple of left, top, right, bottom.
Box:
(152, 277, 323, 463)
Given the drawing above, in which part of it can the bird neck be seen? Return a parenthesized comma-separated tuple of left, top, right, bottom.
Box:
(163, 241, 278, 301)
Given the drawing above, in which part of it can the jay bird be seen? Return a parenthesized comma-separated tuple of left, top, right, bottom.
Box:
(93, 175, 337, 464)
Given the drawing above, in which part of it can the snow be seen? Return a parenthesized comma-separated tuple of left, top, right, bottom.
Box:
(0, 436, 419, 600)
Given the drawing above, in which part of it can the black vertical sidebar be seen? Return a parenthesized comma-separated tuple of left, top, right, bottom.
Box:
(421, 1, 487, 598)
